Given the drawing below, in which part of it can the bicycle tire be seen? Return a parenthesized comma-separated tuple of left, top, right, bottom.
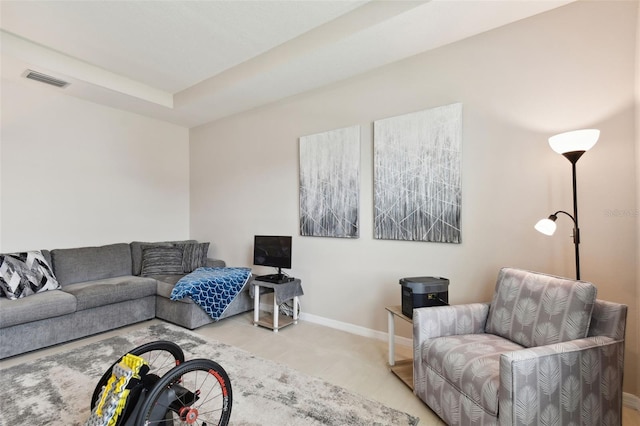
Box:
(91, 340, 185, 409)
(135, 358, 232, 426)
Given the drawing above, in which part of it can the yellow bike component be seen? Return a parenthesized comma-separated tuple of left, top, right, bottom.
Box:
(85, 353, 147, 426)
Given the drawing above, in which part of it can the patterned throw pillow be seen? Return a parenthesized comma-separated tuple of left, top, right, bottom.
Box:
(0, 251, 60, 300)
(179, 242, 210, 273)
(140, 245, 184, 276)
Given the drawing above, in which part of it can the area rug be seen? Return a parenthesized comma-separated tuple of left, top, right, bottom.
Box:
(0, 323, 419, 425)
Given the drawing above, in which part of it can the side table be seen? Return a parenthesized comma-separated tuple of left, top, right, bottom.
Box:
(385, 305, 413, 389)
(251, 278, 303, 332)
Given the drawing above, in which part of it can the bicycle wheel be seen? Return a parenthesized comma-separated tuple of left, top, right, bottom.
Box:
(91, 340, 185, 409)
(136, 358, 232, 426)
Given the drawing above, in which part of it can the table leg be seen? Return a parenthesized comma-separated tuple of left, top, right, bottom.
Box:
(253, 284, 260, 326)
(387, 309, 395, 366)
(273, 294, 279, 332)
(293, 296, 299, 324)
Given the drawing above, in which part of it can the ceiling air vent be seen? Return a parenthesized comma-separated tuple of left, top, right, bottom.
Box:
(24, 70, 69, 88)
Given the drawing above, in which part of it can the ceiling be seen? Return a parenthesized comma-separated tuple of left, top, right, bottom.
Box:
(1, 0, 573, 128)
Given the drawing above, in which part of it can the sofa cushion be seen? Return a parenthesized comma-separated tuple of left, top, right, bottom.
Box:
(154, 275, 183, 288)
(141, 246, 184, 276)
(155, 276, 193, 305)
(486, 268, 597, 347)
(62, 276, 157, 311)
(421, 333, 524, 416)
(0, 251, 60, 300)
(130, 240, 196, 276)
(0, 289, 76, 328)
(51, 243, 132, 286)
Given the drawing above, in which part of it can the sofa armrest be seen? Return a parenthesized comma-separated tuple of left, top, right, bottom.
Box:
(499, 336, 625, 425)
(413, 303, 489, 368)
(205, 258, 226, 268)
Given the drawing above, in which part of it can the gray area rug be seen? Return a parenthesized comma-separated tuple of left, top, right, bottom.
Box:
(0, 322, 419, 425)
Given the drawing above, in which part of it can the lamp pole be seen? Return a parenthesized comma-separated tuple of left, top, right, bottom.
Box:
(538, 128, 599, 281)
(562, 151, 584, 280)
(544, 210, 579, 280)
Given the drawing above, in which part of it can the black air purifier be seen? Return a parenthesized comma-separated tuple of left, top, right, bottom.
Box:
(399, 276, 449, 318)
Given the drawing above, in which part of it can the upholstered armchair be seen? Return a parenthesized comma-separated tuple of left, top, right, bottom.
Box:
(413, 267, 627, 426)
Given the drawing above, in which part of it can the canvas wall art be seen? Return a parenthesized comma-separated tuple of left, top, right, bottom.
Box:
(374, 103, 462, 243)
(299, 126, 360, 238)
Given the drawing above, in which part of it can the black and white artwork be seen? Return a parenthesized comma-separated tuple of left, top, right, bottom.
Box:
(299, 126, 360, 238)
(374, 103, 462, 243)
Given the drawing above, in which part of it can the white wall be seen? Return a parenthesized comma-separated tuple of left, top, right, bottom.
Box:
(0, 78, 190, 252)
(191, 1, 638, 395)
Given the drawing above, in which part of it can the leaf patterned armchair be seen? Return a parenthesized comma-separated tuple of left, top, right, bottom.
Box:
(413, 267, 627, 425)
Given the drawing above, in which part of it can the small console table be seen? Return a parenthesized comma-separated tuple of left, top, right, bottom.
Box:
(385, 305, 413, 389)
(251, 278, 303, 332)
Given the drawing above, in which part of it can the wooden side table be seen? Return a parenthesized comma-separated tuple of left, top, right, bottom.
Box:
(252, 278, 303, 332)
(385, 305, 413, 389)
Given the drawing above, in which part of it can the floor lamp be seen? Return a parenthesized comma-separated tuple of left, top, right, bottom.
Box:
(534, 129, 599, 280)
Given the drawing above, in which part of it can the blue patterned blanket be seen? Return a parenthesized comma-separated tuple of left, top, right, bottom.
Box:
(170, 267, 252, 320)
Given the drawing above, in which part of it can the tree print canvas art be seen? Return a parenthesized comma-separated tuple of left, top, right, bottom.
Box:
(374, 103, 462, 243)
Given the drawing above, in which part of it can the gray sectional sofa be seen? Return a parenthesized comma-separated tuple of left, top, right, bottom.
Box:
(0, 241, 253, 359)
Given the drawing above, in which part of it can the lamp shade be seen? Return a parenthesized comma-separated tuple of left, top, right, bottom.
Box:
(548, 129, 599, 154)
(535, 218, 557, 236)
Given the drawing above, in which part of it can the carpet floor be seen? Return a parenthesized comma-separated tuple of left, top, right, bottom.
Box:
(0, 322, 419, 425)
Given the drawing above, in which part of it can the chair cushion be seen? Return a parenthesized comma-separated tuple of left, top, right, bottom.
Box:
(62, 276, 156, 311)
(421, 333, 524, 416)
(485, 268, 596, 347)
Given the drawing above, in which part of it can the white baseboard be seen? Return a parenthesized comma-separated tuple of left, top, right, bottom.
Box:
(299, 311, 412, 347)
(624, 392, 640, 411)
(296, 310, 640, 410)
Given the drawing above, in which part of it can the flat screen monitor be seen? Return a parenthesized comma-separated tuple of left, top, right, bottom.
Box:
(253, 235, 292, 271)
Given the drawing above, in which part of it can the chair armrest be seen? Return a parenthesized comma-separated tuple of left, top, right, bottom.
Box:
(205, 258, 226, 268)
(413, 303, 490, 340)
(499, 336, 625, 425)
(413, 303, 490, 365)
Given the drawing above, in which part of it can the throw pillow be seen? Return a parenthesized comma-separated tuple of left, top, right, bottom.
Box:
(179, 242, 210, 273)
(131, 240, 197, 276)
(140, 245, 184, 276)
(0, 251, 60, 300)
